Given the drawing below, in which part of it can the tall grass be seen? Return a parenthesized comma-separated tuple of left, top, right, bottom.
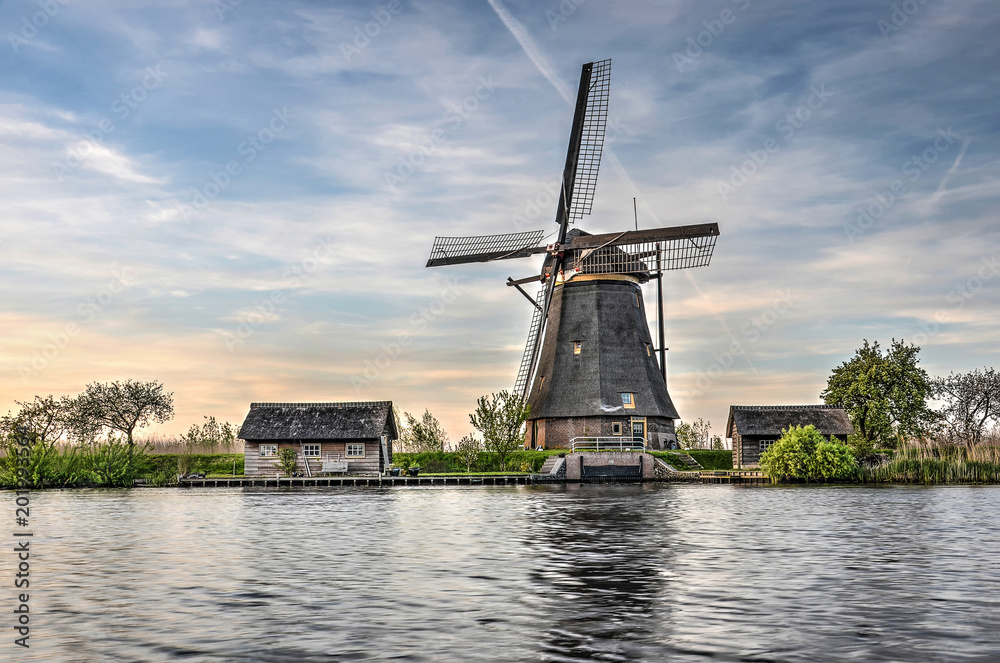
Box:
(1, 436, 154, 488)
(859, 439, 1000, 484)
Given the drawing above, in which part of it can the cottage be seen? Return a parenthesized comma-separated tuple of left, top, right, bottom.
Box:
(727, 404, 853, 469)
(240, 401, 397, 476)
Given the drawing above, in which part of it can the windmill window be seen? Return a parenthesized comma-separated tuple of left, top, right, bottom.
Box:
(645, 343, 651, 356)
(635, 293, 640, 307)
(612, 422, 622, 436)
(573, 341, 582, 355)
(621, 393, 635, 409)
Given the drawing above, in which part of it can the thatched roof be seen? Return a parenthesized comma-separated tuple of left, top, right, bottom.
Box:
(239, 401, 397, 441)
(726, 405, 853, 438)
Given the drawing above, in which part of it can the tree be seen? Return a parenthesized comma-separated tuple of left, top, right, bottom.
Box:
(711, 435, 724, 450)
(933, 367, 1000, 444)
(398, 409, 449, 452)
(675, 422, 697, 449)
(1, 395, 72, 444)
(468, 390, 530, 471)
(181, 416, 239, 452)
(278, 447, 298, 475)
(821, 339, 934, 448)
(760, 425, 856, 481)
(456, 434, 482, 473)
(75, 380, 175, 446)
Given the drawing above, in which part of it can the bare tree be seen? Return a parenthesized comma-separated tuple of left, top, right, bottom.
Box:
(75, 380, 175, 446)
(933, 368, 1000, 444)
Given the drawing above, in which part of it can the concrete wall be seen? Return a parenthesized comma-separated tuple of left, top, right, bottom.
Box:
(563, 452, 656, 480)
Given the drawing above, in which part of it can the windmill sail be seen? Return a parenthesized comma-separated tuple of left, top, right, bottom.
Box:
(564, 223, 720, 275)
(513, 288, 545, 398)
(426, 230, 546, 267)
(567, 58, 611, 224)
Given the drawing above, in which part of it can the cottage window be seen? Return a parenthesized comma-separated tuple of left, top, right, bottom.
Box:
(260, 444, 277, 457)
(346, 443, 365, 458)
(302, 443, 321, 457)
(573, 341, 582, 355)
(621, 392, 635, 409)
(612, 422, 622, 436)
(759, 440, 776, 452)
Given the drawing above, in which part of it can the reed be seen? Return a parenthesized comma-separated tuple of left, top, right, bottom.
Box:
(859, 435, 1000, 484)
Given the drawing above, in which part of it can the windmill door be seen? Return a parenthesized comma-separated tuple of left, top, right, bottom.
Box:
(630, 417, 646, 443)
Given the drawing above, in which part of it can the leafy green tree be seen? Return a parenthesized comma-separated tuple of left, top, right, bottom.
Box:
(1, 395, 73, 445)
(75, 380, 175, 446)
(675, 422, 697, 449)
(456, 434, 482, 473)
(821, 339, 934, 448)
(760, 425, 856, 481)
(278, 447, 298, 475)
(181, 416, 239, 452)
(469, 390, 530, 471)
(399, 409, 449, 453)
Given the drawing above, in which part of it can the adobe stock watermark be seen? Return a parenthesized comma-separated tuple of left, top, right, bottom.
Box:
(350, 276, 462, 394)
(843, 127, 961, 242)
(672, 0, 751, 72)
(716, 84, 832, 201)
(546, 0, 586, 31)
(382, 75, 498, 190)
(340, 0, 404, 63)
(688, 288, 798, 396)
(221, 236, 335, 352)
(52, 65, 167, 181)
(175, 107, 294, 221)
(11, 427, 33, 649)
(911, 253, 998, 346)
(18, 267, 131, 383)
(7, 0, 69, 53)
(878, 0, 930, 39)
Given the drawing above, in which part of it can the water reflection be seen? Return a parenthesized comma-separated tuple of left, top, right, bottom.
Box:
(11, 484, 1000, 662)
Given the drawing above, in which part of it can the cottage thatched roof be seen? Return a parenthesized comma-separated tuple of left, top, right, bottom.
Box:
(239, 401, 397, 441)
(726, 405, 853, 438)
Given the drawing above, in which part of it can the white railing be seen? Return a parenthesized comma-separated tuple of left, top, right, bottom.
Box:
(571, 437, 647, 452)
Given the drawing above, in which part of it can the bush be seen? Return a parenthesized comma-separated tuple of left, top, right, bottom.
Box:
(278, 447, 298, 475)
(760, 425, 857, 481)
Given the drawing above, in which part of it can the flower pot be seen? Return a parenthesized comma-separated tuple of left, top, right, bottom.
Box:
(407, 467, 420, 477)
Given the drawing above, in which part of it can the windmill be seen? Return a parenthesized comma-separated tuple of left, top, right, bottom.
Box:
(425, 60, 720, 449)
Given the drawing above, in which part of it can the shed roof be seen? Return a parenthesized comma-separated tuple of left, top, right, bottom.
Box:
(726, 405, 853, 438)
(239, 401, 397, 441)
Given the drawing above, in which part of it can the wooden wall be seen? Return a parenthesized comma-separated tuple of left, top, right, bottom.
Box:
(244, 439, 384, 476)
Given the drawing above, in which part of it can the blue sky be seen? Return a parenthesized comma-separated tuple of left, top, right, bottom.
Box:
(1, 0, 998, 441)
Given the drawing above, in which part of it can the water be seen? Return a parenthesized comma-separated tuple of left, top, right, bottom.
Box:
(7, 484, 1000, 662)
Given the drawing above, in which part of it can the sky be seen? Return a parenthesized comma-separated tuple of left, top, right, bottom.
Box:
(1, 0, 998, 442)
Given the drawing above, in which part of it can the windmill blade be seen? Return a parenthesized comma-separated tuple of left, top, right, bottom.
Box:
(513, 287, 546, 398)
(426, 230, 547, 267)
(567, 59, 611, 225)
(564, 222, 720, 274)
(554, 59, 612, 241)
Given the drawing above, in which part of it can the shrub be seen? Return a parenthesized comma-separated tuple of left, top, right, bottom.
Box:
(760, 425, 857, 481)
(278, 447, 298, 475)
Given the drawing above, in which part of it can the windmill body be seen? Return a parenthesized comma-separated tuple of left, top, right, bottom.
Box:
(426, 60, 719, 450)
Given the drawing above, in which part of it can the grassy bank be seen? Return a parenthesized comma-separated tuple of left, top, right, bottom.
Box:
(392, 450, 563, 474)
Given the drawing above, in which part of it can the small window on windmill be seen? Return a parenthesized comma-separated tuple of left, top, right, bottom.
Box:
(635, 292, 640, 308)
(573, 341, 582, 355)
(621, 392, 635, 409)
(612, 422, 622, 436)
(645, 343, 651, 357)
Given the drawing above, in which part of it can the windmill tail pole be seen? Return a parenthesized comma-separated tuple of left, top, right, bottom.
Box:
(657, 243, 666, 387)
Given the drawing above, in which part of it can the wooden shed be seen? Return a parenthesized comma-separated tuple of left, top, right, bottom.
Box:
(727, 405, 853, 469)
(240, 401, 397, 476)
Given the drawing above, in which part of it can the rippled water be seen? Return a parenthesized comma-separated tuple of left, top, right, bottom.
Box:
(8, 484, 1000, 662)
